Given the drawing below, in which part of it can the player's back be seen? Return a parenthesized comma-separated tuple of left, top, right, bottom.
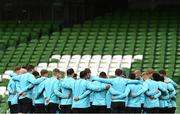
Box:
(61, 76, 75, 105)
(144, 79, 160, 108)
(111, 77, 128, 102)
(92, 81, 107, 106)
(32, 77, 46, 104)
(44, 77, 59, 104)
(18, 73, 34, 99)
(158, 81, 169, 108)
(127, 83, 143, 107)
(72, 79, 90, 108)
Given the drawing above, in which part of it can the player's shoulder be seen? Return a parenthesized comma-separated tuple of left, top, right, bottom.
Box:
(127, 82, 138, 87)
(93, 80, 101, 85)
(150, 80, 157, 84)
(119, 77, 128, 80)
(68, 76, 75, 81)
(26, 72, 33, 76)
(46, 77, 54, 82)
(62, 77, 73, 83)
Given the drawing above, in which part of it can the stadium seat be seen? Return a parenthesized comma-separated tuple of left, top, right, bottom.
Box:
(0, 11, 179, 83)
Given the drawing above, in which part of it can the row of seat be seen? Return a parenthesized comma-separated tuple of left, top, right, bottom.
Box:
(35, 55, 142, 76)
(0, 10, 180, 83)
(0, 21, 60, 50)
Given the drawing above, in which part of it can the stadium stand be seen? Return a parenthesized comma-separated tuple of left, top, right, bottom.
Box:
(0, 21, 60, 74)
(0, 9, 180, 113)
(0, 9, 180, 84)
(0, 21, 59, 50)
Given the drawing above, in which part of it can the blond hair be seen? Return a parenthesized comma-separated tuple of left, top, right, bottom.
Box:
(142, 72, 149, 76)
(146, 68, 155, 74)
(134, 70, 141, 74)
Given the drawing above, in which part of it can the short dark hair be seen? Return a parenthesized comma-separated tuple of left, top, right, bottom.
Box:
(129, 73, 136, 79)
(159, 75, 165, 82)
(67, 68, 74, 75)
(84, 68, 91, 74)
(115, 69, 123, 76)
(14, 66, 21, 71)
(122, 70, 127, 77)
(73, 73, 77, 78)
(159, 70, 166, 75)
(32, 71, 40, 78)
(22, 65, 27, 69)
(53, 68, 60, 75)
(80, 71, 86, 78)
(99, 72, 107, 78)
(40, 69, 48, 76)
(26, 65, 35, 72)
(152, 73, 160, 81)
